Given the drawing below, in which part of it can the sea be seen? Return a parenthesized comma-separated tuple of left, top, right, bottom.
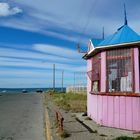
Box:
(0, 88, 66, 94)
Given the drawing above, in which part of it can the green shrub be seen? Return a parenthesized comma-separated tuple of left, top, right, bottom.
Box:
(52, 93, 87, 112)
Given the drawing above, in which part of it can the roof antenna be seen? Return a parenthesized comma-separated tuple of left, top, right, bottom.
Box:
(102, 27, 104, 40)
(77, 43, 81, 53)
(77, 43, 87, 53)
(124, 3, 128, 25)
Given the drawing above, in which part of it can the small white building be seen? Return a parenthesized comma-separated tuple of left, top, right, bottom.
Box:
(66, 85, 87, 94)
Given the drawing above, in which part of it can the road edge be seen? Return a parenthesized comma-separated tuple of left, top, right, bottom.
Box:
(43, 94, 53, 140)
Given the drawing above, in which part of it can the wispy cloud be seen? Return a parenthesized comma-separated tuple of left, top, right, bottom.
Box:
(0, 2, 22, 17)
(33, 44, 82, 59)
(0, 45, 83, 64)
(0, 45, 86, 72)
(0, 56, 86, 72)
(2, 0, 140, 41)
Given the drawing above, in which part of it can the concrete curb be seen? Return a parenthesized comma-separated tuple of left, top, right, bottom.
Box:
(43, 94, 53, 140)
(45, 108, 53, 140)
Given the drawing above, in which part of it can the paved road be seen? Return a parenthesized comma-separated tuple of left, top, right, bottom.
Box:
(0, 94, 46, 140)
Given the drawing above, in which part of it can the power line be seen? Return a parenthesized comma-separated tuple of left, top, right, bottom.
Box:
(77, 0, 99, 41)
(76, 0, 99, 52)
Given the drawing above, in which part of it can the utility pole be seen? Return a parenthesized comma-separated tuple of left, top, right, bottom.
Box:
(61, 70, 64, 92)
(53, 64, 55, 92)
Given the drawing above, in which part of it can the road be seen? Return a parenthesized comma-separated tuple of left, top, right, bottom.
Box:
(0, 94, 46, 140)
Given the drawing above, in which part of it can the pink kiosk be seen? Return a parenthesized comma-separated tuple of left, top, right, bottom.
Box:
(83, 14, 140, 131)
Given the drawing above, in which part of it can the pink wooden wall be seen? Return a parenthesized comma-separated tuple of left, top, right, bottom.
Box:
(87, 95, 140, 131)
(87, 50, 140, 131)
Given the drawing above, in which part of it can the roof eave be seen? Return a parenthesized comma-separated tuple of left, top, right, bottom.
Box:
(83, 41, 140, 59)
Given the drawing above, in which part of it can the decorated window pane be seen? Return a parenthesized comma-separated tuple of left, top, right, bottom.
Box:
(106, 48, 133, 92)
(87, 53, 101, 92)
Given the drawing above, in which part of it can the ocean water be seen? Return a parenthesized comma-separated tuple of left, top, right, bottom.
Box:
(0, 88, 66, 94)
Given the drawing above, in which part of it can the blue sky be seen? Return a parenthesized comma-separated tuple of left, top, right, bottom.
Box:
(0, 0, 140, 88)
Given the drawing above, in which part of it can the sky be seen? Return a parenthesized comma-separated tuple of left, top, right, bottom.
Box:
(0, 0, 140, 88)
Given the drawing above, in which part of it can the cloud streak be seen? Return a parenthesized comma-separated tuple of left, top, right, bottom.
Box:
(0, 45, 84, 64)
(2, 0, 140, 42)
(33, 44, 82, 59)
(0, 56, 86, 72)
(0, 3, 22, 17)
(0, 44, 86, 72)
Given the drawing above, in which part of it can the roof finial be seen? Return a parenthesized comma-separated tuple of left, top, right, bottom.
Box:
(124, 3, 128, 25)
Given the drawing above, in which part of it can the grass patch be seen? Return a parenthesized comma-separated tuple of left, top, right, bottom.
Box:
(136, 136, 140, 140)
(51, 92, 87, 112)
